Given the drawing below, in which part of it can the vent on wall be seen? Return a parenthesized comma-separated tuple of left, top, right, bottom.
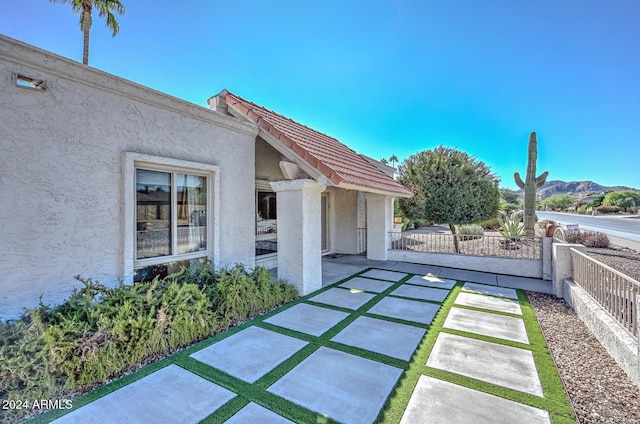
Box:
(13, 73, 46, 91)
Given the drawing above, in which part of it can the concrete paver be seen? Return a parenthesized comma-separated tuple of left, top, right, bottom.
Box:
(360, 269, 408, 281)
(496, 274, 554, 294)
(400, 376, 551, 424)
(331, 316, 426, 360)
(52, 365, 235, 424)
(190, 327, 307, 383)
(308, 287, 375, 310)
(406, 274, 457, 289)
(439, 268, 498, 285)
(391, 284, 450, 302)
(455, 291, 522, 315)
(462, 282, 518, 299)
(225, 402, 293, 424)
(368, 296, 441, 325)
(339, 276, 394, 293)
(267, 347, 403, 424)
(387, 262, 445, 276)
(427, 333, 544, 397)
(263, 303, 349, 336)
(443, 307, 529, 344)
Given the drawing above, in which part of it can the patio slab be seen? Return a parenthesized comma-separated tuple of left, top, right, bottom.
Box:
(454, 292, 522, 315)
(391, 285, 450, 303)
(462, 282, 518, 299)
(443, 307, 529, 344)
(263, 303, 349, 337)
(268, 347, 402, 424)
(340, 277, 394, 293)
(400, 376, 551, 424)
(367, 297, 440, 325)
(360, 269, 408, 282)
(386, 262, 445, 276)
(309, 287, 375, 310)
(190, 327, 307, 383)
(225, 402, 293, 424)
(406, 274, 457, 289)
(52, 365, 235, 424)
(331, 316, 426, 360)
(427, 333, 544, 397)
(439, 268, 498, 285)
(497, 274, 555, 294)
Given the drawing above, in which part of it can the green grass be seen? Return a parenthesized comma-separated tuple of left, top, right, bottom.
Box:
(31, 268, 575, 424)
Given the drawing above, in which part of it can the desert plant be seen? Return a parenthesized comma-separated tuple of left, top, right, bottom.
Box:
(479, 217, 501, 230)
(581, 231, 610, 248)
(595, 205, 622, 214)
(497, 211, 526, 239)
(514, 132, 549, 236)
(565, 230, 610, 248)
(457, 224, 484, 240)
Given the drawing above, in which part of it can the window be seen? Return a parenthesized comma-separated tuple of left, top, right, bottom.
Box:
(256, 189, 277, 256)
(124, 153, 219, 284)
(136, 169, 207, 259)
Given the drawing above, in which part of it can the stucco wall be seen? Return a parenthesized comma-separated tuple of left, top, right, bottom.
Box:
(327, 187, 358, 254)
(0, 36, 257, 319)
(255, 137, 285, 181)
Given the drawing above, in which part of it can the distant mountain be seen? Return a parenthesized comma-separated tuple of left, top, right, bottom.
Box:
(518, 180, 638, 199)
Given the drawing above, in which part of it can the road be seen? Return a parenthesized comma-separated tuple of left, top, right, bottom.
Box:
(537, 212, 640, 247)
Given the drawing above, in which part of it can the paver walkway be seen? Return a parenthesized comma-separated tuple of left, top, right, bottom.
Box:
(43, 261, 573, 424)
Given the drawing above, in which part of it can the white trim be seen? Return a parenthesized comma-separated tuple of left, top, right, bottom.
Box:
(123, 152, 220, 284)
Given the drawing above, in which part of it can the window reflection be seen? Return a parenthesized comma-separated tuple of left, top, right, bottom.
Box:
(136, 170, 171, 259)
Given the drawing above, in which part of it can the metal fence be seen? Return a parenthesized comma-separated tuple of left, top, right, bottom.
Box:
(571, 247, 639, 339)
(389, 232, 543, 260)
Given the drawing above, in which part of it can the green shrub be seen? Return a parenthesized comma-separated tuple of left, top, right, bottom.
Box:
(0, 311, 60, 424)
(1, 261, 298, 422)
(595, 205, 622, 214)
(566, 230, 609, 248)
(479, 217, 500, 230)
(457, 224, 484, 240)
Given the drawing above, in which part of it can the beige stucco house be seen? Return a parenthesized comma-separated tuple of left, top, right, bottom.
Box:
(0, 35, 411, 320)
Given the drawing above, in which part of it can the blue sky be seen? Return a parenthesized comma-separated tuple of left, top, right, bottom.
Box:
(2, 0, 638, 190)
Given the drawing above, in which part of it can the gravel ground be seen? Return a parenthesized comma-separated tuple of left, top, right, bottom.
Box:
(527, 244, 640, 424)
(584, 246, 640, 282)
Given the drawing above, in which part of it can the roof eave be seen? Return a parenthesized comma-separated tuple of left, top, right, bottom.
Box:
(337, 182, 413, 198)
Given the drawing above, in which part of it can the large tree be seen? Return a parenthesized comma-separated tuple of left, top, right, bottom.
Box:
(540, 193, 577, 211)
(397, 146, 501, 252)
(51, 0, 125, 65)
(603, 190, 640, 212)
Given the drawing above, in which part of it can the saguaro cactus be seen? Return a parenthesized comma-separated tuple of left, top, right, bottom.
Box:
(514, 132, 549, 236)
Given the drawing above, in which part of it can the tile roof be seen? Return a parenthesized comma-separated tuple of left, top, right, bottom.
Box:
(221, 91, 412, 197)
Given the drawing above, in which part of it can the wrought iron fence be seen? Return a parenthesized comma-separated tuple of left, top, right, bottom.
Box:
(571, 248, 639, 339)
(389, 232, 542, 260)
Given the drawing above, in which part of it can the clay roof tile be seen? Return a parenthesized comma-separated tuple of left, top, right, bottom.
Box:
(224, 91, 412, 197)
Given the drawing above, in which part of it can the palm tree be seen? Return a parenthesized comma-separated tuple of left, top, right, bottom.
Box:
(389, 155, 399, 168)
(50, 0, 125, 65)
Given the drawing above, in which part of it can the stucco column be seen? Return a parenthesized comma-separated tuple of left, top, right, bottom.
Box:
(270, 179, 325, 295)
(365, 193, 393, 261)
(552, 243, 586, 298)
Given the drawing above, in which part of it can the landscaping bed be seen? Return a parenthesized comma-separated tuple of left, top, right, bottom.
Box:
(528, 291, 640, 424)
(0, 262, 298, 424)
